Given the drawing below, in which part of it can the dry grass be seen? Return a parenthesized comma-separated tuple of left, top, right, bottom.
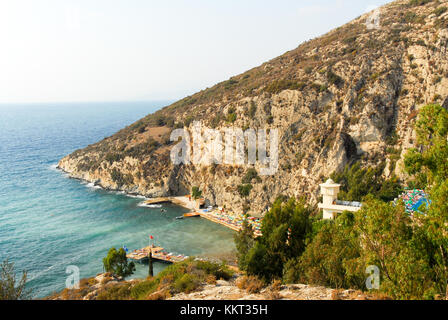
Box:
(271, 279, 282, 291)
(206, 275, 217, 285)
(236, 276, 265, 294)
(264, 290, 283, 300)
(146, 289, 171, 300)
(331, 289, 342, 300)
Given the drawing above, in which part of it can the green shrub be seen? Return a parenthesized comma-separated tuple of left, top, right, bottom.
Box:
(242, 168, 260, 184)
(102, 247, 135, 278)
(287, 214, 364, 289)
(173, 274, 199, 293)
(408, 0, 432, 7)
(238, 184, 253, 197)
(97, 283, 132, 300)
(191, 186, 202, 199)
(330, 162, 402, 202)
(129, 258, 232, 299)
(227, 106, 237, 123)
(195, 260, 233, 280)
(264, 80, 306, 94)
(433, 6, 447, 17)
(326, 70, 343, 87)
(237, 197, 313, 283)
(248, 101, 257, 117)
(105, 153, 123, 165)
(110, 169, 134, 187)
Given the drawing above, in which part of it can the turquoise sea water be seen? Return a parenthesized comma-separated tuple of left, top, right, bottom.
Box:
(0, 102, 236, 298)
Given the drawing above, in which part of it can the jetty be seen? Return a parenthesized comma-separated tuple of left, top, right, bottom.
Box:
(144, 196, 205, 211)
(127, 245, 188, 264)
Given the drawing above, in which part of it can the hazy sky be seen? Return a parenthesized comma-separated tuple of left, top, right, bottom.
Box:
(0, 0, 392, 103)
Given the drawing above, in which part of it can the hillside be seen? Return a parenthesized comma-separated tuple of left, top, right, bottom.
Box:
(46, 265, 388, 301)
(58, 0, 448, 215)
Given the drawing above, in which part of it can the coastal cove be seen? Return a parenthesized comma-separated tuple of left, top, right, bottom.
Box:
(0, 102, 236, 298)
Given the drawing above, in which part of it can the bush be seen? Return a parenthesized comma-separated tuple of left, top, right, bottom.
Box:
(242, 168, 260, 184)
(236, 276, 265, 293)
(434, 6, 447, 17)
(291, 214, 364, 289)
(110, 169, 134, 187)
(0, 259, 32, 300)
(227, 106, 237, 123)
(330, 162, 402, 202)
(129, 258, 233, 300)
(238, 184, 253, 197)
(238, 197, 313, 282)
(248, 101, 257, 117)
(102, 247, 135, 278)
(327, 70, 344, 87)
(206, 275, 217, 285)
(96, 283, 132, 300)
(195, 260, 233, 280)
(408, 0, 432, 7)
(191, 186, 202, 199)
(105, 153, 123, 165)
(264, 80, 306, 94)
(173, 274, 199, 293)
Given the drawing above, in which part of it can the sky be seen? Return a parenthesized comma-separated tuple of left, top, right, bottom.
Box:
(0, 0, 392, 104)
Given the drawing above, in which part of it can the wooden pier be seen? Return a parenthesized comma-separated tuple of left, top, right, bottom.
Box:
(127, 245, 188, 264)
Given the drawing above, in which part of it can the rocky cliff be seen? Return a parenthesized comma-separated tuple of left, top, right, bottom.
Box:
(59, 0, 448, 216)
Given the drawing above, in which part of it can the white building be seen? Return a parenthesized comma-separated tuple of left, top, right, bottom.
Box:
(318, 179, 362, 220)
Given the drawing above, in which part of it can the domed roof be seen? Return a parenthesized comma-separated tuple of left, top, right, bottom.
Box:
(320, 178, 341, 188)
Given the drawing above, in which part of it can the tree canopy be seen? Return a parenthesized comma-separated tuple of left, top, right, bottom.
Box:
(103, 247, 136, 278)
(404, 104, 448, 299)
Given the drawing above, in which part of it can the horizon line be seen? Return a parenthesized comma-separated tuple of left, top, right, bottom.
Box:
(0, 98, 177, 106)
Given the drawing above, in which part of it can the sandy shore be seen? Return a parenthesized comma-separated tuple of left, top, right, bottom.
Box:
(144, 196, 262, 236)
(144, 195, 197, 210)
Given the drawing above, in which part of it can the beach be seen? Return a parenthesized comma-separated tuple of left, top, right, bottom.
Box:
(144, 196, 263, 237)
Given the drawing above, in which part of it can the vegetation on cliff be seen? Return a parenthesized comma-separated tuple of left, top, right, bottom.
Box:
(47, 258, 234, 300)
(102, 247, 136, 278)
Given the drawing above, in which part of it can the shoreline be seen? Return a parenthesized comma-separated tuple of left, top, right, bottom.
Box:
(56, 165, 262, 236)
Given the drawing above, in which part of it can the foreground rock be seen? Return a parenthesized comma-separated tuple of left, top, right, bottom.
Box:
(46, 273, 388, 300)
(168, 279, 387, 301)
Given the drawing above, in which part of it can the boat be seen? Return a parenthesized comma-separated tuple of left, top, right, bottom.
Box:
(183, 212, 200, 218)
(176, 216, 184, 220)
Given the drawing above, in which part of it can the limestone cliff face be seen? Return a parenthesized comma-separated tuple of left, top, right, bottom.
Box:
(59, 0, 448, 216)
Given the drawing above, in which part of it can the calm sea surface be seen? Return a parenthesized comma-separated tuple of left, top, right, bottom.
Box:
(0, 102, 236, 298)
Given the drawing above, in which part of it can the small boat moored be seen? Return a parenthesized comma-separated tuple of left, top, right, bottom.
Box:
(183, 212, 201, 218)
